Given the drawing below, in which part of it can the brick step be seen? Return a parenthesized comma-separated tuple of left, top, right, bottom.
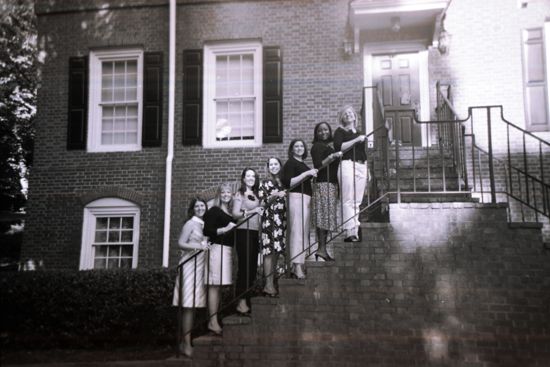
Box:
(386, 192, 475, 203)
(189, 204, 548, 366)
(387, 178, 464, 191)
(374, 158, 456, 169)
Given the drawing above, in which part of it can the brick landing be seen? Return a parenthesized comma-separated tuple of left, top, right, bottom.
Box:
(190, 203, 550, 366)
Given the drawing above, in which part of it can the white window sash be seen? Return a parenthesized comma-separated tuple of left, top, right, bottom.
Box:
(87, 49, 144, 152)
(80, 198, 140, 270)
(203, 41, 263, 148)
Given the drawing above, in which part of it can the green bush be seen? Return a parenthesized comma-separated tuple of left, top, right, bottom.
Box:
(0, 269, 180, 349)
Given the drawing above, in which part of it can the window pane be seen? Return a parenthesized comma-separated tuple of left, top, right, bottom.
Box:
(121, 217, 134, 229)
(107, 258, 119, 269)
(95, 245, 107, 257)
(126, 118, 138, 131)
(121, 231, 133, 242)
(108, 231, 120, 242)
(94, 259, 106, 269)
(228, 55, 240, 96)
(120, 258, 132, 269)
(126, 132, 137, 143)
(102, 75, 113, 89)
(95, 231, 107, 243)
(114, 61, 125, 74)
(127, 60, 137, 73)
(101, 133, 113, 145)
(121, 245, 133, 257)
(107, 245, 121, 257)
(114, 118, 125, 131)
(102, 61, 113, 75)
(114, 74, 125, 88)
(97, 217, 108, 229)
(114, 132, 125, 144)
(216, 56, 227, 98)
(109, 218, 121, 229)
(127, 73, 137, 88)
(103, 106, 114, 118)
(127, 105, 137, 117)
(126, 88, 137, 101)
(242, 54, 254, 95)
(114, 88, 125, 102)
(101, 89, 113, 102)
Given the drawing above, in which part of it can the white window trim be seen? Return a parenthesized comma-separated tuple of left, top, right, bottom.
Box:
(87, 49, 144, 153)
(80, 198, 140, 270)
(203, 41, 263, 149)
(545, 22, 550, 131)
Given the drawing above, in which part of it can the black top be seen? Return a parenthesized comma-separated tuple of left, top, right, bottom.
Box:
(203, 206, 236, 247)
(311, 142, 339, 184)
(333, 127, 367, 162)
(282, 157, 313, 196)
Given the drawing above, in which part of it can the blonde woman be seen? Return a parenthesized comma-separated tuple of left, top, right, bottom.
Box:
(203, 183, 237, 335)
(334, 105, 367, 242)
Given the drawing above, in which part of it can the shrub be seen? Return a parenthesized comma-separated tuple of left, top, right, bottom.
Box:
(0, 268, 180, 349)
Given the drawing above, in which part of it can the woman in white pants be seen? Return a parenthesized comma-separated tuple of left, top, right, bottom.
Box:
(282, 139, 318, 279)
(334, 105, 367, 242)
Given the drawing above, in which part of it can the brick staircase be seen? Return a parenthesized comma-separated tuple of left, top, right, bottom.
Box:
(184, 202, 550, 366)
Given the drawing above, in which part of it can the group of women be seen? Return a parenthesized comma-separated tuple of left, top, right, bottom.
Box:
(173, 105, 368, 357)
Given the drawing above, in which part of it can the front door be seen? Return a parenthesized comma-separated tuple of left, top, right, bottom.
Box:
(373, 53, 421, 146)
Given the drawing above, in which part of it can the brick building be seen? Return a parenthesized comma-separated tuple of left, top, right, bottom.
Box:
(23, 0, 550, 270)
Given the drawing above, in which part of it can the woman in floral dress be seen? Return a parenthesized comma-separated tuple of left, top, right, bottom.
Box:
(258, 157, 286, 297)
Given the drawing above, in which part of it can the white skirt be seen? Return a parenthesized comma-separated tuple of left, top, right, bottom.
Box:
(172, 250, 206, 308)
(205, 243, 233, 285)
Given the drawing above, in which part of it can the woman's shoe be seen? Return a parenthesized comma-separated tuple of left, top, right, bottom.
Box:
(262, 290, 279, 298)
(315, 253, 334, 262)
(344, 236, 355, 242)
(207, 327, 223, 336)
(178, 344, 193, 359)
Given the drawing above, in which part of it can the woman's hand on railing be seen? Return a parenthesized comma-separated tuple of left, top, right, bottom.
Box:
(331, 151, 343, 160)
(307, 168, 318, 178)
(219, 222, 237, 235)
(246, 207, 265, 216)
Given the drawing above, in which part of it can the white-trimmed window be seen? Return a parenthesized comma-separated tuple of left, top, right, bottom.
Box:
(203, 41, 263, 148)
(88, 49, 143, 152)
(80, 198, 140, 270)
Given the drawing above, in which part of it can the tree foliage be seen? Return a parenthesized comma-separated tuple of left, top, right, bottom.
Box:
(0, 0, 37, 214)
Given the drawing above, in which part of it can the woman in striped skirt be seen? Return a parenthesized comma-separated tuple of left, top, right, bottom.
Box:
(173, 197, 209, 358)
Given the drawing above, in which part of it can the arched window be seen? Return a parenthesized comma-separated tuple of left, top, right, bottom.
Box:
(80, 198, 140, 270)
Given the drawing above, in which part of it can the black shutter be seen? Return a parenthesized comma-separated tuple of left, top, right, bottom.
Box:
(182, 50, 202, 145)
(263, 46, 283, 143)
(142, 52, 163, 147)
(67, 56, 88, 150)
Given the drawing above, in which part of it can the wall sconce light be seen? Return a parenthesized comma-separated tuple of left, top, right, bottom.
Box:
(391, 16, 401, 33)
(343, 38, 353, 58)
(438, 28, 451, 55)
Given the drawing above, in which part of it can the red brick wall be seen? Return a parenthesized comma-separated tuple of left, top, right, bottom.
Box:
(24, 0, 364, 269)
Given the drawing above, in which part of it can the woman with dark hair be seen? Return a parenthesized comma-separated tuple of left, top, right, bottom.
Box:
(282, 139, 318, 279)
(258, 157, 286, 297)
(203, 183, 237, 335)
(232, 168, 264, 315)
(311, 122, 342, 261)
(172, 197, 209, 358)
(334, 105, 367, 242)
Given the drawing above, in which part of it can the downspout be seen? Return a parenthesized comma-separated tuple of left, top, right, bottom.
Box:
(162, 0, 176, 267)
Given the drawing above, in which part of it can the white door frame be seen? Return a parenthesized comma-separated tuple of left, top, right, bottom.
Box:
(363, 41, 431, 147)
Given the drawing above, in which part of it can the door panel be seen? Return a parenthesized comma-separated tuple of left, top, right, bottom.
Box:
(373, 53, 421, 145)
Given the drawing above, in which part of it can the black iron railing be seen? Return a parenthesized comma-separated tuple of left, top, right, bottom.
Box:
(174, 121, 389, 356)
